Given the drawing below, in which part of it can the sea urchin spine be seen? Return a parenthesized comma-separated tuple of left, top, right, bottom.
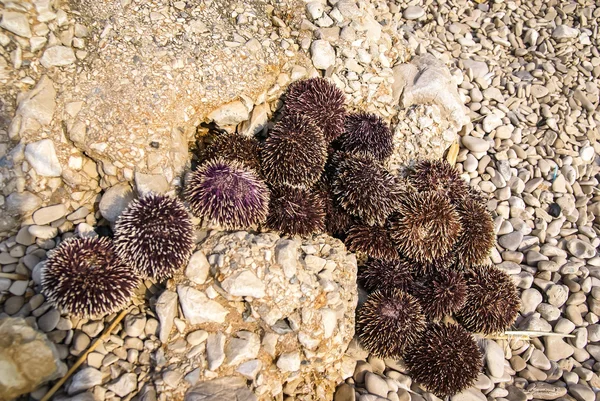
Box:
(340, 112, 393, 161)
(42, 236, 139, 317)
(114, 193, 195, 280)
(345, 224, 399, 262)
(266, 185, 325, 236)
(204, 132, 261, 172)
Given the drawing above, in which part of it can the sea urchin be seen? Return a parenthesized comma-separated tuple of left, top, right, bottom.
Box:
(356, 289, 426, 358)
(339, 112, 393, 161)
(267, 185, 325, 236)
(185, 157, 270, 230)
(204, 132, 261, 172)
(42, 237, 139, 317)
(454, 196, 496, 267)
(284, 78, 347, 142)
(389, 191, 462, 263)
(333, 153, 400, 226)
(455, 264, 521, 334)
(261, 113, 327, 188)
(408, 159, 471, 201)
(358, 258, 414, 293)
(114, 193, 195, 280)
(410, 269, 467, 321)
(404, 323, 483, 397)
(345, 224, 399, 262)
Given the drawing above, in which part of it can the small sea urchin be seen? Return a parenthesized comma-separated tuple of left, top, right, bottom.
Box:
(389, 191, 462, 263)
(267, 185, 325, 236)
(408, 159, 470, 201)
(454, 196, 495, 267)
(204, 133, 261, 172)
(284, 78, 346, 142)
(340, 112, 393, 161)
(410, 269, 467, 321)
(358, 258, 414, 293)
(261, 113, 327, 188)
(333, 154, 400, 226)
(186, 157, 270, 230)
(455, 265, 521, 334)
(42, 237, 138, 317)
(314, 181, 354, 236)
(356, 289, 426, 358)
(114, 193, 195, 280)
(404, 323, 483, 397)
(345, 224, 399, 262)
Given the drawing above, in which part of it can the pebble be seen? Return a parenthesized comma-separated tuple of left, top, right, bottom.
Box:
(185, 251, 210, 285)
(568, 384, 595, 401)
(498, 231, 523, 251)
(482, 114, 502, 133)
(521, 288, 542, 315)
(544, 336, 574, 361)
(67, 367, 103, 395)
(276, 351, 301, 372)
(155, 290, 178, 343)
(311, 40, 336, 70)
(220, 270, 265, 298)
(40, 45, 77, 67)
(124, 314, 146, 338)
(207, 100, 249, 126)
(364, 372, 389, 398)
(38, 308, 60, 332)
(546, 284, 569, 307)
(462, 136, 490, 153)
(24, 140, 62, 177)
(177, 285, 229, 324)
(403, 6, 425, 20)
(552, 25, 579, 39)
(567, 239, 596, 259)
(32, 204, 68, 225)
(107, 373, 137, 397)
(224, 331, 260, 366)
(98, 182, 135, 222)
(0, 11, 32, 37)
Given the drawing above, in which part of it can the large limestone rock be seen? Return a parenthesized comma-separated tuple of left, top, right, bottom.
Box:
(157, 232, 358, 401)
(0, 317, 67, 401)
(388, 54, 469, 172)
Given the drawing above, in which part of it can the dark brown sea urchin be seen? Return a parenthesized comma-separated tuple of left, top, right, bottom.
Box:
(404, 323, 483, 397)
(389, 191, 462, 263)
(345, 224, 399, 262)
(284, 78, 347, 142)
(455, 264, 521, 334)
(340, 112, 393, 161)
(358, 258, 414, 293)
(333, 153, 400, 226)
(114, 193, 195, 280)
(356, 289, 426, 358)
(267, 185, 325, 236)
(185, 157, 270, 230)
(408, 159, 471, 202)
(261, 113, 327, 188)
(42, 237, 139, 317)
(410, 269, 467, 321)
(454, 196, 496, 267)
(204, 132, 261, 172)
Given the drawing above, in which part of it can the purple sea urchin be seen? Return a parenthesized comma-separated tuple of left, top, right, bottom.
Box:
(358, 258, 414, 293)
(333, 154, 400, 226)
(42, 237, 138, 317)
(185, 157, 270, 229)
(389, 191, 462, 263)
(404, 323, 483, 397)
(454, 196, 495, 267)
(410, 269, 467, 321)
(345, 224, 399, 262)
(340, 112, 393, 161)
(261, 114, 327, 188)
(267, 185, 325, 236)
(114, 193, 195, 280)
(284, 78, 346, 142)
(204, 133, 261, 172)
(455, 264, 521, 334)
(356, 289, 426, 358)
(314, 181, 354, 236)
(408, 159, 470, 201)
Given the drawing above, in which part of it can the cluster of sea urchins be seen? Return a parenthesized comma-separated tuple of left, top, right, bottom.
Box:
(42, 192, 196, 318)
(353, 160, 521, 397)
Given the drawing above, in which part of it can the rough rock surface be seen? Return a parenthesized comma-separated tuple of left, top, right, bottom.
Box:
(156, 231, 358, 400)
(0, 317, 66, 401)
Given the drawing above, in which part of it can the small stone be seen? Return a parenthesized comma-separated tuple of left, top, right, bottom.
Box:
(25, 139, 62, 177)
(206, 332, 226, 370)
(335, 383, 356, 401)
(9, 280, 28, 296)
(548, 203, 561, 218)
(482, 114, 502, 133)
(16, 226, 35, 246)
(107, 373, 137, 397)
(365, 372, 389, 398)
(225, 331, 260, 366)
(544, 336, 574, 361)
(483, 339, 504, 378)
(186, 330, 208, 346)
(162, 370, 183, 388)
(546, 285, 569, 307)
(155, 290, 178, 343)
(569, 384, 594, 401)
(552, 175, 567, 193)
(531, 85, 549, 98)
(40, 46, 77, 67)
(134, 172, 169, 196)
(221, 270, 265, 298)
(236, 359, 262, 380)
(275, 239, 298, 278)
(552, 25, 579, 39)
(0, 12, 32, 38)
(462, 136, 490, 153)
(38, 308, 60, 332)
(177, 285, 229, 324)
(68, 367, 103, 395)
(207, 100, 249, 126)
(277, 351, 301, 372)
(124, 314, 146, 338)
(498, 231, 523, 251)
(99, 182, 134, 222)
(33, 204, 67, 225)
(403, 6, 425, 20)
(6, 192, 42, 216)
(521, 289, 543, 316)
(529, 349, 551, 370)
(567, 239, 596, 259)
(311, 40, 336, 70)
(28, 225, 58, 240)
(186, 251, 210, 285)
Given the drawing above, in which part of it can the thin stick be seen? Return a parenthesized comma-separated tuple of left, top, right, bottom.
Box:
(0, 272, 28, 280)
(41, 308, 130, 401)
(484, 330, 576, 340)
